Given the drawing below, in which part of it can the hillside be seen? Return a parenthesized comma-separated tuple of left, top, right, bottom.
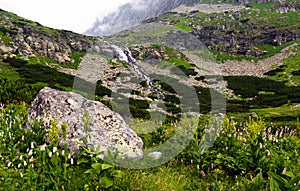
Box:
(0, 1, 300, 190)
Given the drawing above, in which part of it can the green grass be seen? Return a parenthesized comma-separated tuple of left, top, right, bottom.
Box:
(174, 23, 193, 32)
(0, 105, 299, 190)
(118, 162, 192, 191)
(211, 50, 259, 63)
(0, 32, 12, 46)
(252, 103, 300, 126)
(266, 45, 300, 85)
(68, 51, 85, 69)
(0, 64, 20, 81)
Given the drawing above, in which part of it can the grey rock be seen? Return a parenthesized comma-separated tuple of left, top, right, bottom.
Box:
(27, 87, 144, 159)
(85, 0, 199, 36)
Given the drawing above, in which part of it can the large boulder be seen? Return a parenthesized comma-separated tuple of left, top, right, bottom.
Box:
(28, 87, 143, 159)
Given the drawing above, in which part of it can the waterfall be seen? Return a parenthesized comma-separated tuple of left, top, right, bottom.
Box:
(111, 44, 164, 99)
(111, 45, 129, 62)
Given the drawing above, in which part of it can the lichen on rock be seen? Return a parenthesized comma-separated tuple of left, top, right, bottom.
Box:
(27, 87, 143, 159)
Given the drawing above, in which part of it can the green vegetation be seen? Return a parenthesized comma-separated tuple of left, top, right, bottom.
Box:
(0, 4, 300, 190)
(266, 45, 300, 86)
(174, 22, 193, 32)
(0, 32, 12, 46)
(159, 1, 300, 62)
(69, 51, 86, 69)
(0, 104, 299, 190)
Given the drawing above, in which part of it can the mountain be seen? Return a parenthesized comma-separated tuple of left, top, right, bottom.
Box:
(85, 0, 200, 36)
(85, 0, 285, 36)
(1, 2, 300, 189)
(1, 1, 300, 121)
(0, 8, 101, 65)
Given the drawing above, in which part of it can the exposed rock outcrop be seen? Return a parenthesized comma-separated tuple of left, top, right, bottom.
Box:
(85, 0, 199, 36)
(0, 9, 97, 64)
(27, 87, 144, 159)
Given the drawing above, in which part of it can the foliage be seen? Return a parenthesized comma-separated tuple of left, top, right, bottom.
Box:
(266, 45, 300, 86)
(0, 105, 123, 190)
(0, 101, 299, 190)
(0, 32, 12, 46)
(0, 78, 42, 104)
(68, 51, 85, 69)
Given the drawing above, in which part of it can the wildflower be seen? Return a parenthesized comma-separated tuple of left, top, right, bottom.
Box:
(20, 172, 23, 178)
(40, 144, 46, 151)
(20, 155, 23, 161)
(29, 156, 34, 162)
(48, 151, 52, 158)
(200, 170, 205, 177)
(68, 153, 71, 159)
(31, 142, 34, 149)
(268, 127, 271, 133)
(24, 160, 27, 166)
(269, 134, 273, 141)
(53, 147, 57, 153)
(266, 150, 270, 156)
(70, 158, 74, 165)
(61, 150, 65, 156)
(7, 162, 11, 167)
(211, 163, 215, 169)
(28, 149, 33, 156)
(18, 164, 21, 168)
(262, 132, 267, 140)
(282, 167, 287, 174)
(259, 142, 263, 149)
(196, 164, 200, 170)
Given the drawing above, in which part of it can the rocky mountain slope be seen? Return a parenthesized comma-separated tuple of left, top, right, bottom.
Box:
(85, 0, 199, 36)
(1, 1, 300, 121)
(0, 9, 97, 65)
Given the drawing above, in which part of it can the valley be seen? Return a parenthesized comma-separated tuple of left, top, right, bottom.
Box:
(0, 1, 300, 190)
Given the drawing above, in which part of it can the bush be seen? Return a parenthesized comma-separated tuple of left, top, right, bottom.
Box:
(0, 78, 42, 104)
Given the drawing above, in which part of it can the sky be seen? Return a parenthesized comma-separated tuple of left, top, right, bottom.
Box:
(0, 0, 133, 34)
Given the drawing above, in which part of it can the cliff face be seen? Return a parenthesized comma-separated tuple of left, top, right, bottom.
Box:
(85, 0, 199, 36)
(0, 9, 97, 64)
(156, 1, 300, 57)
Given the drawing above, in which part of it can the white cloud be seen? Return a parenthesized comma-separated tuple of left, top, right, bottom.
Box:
(0, 0, 133, 33)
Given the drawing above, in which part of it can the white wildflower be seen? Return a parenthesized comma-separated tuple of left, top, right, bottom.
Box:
(40, 144, 46, 151)
(53, 147, 57, 153)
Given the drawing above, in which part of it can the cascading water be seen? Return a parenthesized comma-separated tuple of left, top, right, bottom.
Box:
(110, 43, 164, 99)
